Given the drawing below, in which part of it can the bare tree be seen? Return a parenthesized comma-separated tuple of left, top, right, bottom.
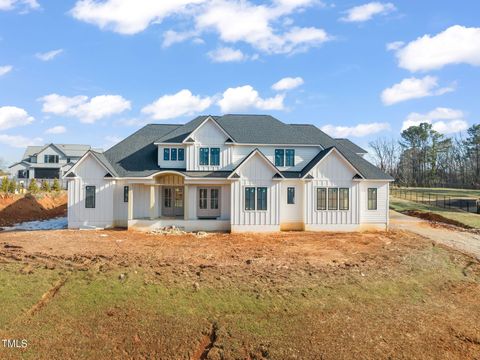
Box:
(368, 138, 400, 177)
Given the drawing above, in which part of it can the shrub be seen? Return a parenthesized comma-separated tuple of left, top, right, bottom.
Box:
(7, 180, 16, 194)
(1, 176, 9, 193)
(28, 179, 39, 193)
(41, 180, 51, 192)
(52, 178, 61, 192)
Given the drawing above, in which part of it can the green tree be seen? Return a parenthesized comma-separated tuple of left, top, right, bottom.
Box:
(28, 179, 39, 193)
(8, 180, 16, 193)
(464, 124, 480, 184)
(1, 176, 10, 193)
(52, 178, 61, 192)
(41, 180, 51, 192)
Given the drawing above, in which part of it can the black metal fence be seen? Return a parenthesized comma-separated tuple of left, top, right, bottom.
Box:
(390, 188, 480, 214)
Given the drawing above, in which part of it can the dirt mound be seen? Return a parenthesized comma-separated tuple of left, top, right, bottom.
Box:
(0, 192, 67, 227)
(403, 210, 471, 229)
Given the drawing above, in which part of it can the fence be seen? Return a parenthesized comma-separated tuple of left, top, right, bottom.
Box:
(390, 188, 480, 215)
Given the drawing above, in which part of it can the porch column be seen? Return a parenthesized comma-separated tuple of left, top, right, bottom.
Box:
(184, 184, 189, 220)
(128, 185, 134, 221)
(149, 185, 156, 219)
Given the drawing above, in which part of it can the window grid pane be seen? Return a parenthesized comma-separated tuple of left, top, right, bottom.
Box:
(328, 188, 338, 210)
(178, 148, 185, 161)
(85, 186, 96, 208)
(210, 148, 220, 166)
(285, 149, 295, 166)
(163, 148, 170, 161)
(199, 188, 208, 209)
(200, 148, 209, 165)
(211, 189, 219, 209)
(171, 148, 177, 161)
(245, 187, 256, 210)
(317, 188, 326, 210)
(368, 188, 377, 210)
(287, 187, 295, 204)
(164, 188, 172, 208)
(275, 149, 284, 167)
(257, 187, 268, 210)
(124, 186, 129, 203)
(339, 188, 349, 210)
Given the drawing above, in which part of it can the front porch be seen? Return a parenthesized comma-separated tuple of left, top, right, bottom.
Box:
(126, 172, 231, 232)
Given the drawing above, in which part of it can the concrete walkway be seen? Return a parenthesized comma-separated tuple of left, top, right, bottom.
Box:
(389, 210, 480, 261)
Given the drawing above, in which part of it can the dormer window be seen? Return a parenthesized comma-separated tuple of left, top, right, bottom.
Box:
(163, 148, 184, 161)
(44, 155, 59, 163)
(274, 149, 295, 167)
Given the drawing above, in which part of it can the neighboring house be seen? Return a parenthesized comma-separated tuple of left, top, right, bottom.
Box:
(9, 144, 100, 187)
(64, 115, 393, 232)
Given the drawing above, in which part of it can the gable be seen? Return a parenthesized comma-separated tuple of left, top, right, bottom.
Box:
(237, 152, 276, 180)
(311, 150, 357, 181)
(74, 153, 110, 180)
(37, 145, 64, 160)
(190, 118, 229, 145)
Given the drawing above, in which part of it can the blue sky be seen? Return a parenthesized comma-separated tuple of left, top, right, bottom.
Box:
(1, 0, 479, 164)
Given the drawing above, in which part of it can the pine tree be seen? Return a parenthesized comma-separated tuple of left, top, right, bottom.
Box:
(1, 176, 10, 193)
(52, 178, 61, 192)
(28, 179, 39, 193)
(41, 180, 51, 192)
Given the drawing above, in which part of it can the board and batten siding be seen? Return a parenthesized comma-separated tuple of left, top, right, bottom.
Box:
(359, 181, 389, 225)
(185, 184, 231, 220)
(304, 150, 359, 228)
(280, 181, 304, 223)
(67, 154, 115, 228)
(113, 180, 128, 227)
(230, 153, 280, 232)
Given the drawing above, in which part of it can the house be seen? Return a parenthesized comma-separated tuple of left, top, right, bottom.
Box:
(64, 115, 394, 232)
(9, 144, 100, 187)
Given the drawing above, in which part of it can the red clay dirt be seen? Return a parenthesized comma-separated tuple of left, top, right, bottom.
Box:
(0, 192, 67, 227)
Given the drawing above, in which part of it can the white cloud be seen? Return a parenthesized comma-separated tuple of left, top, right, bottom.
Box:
(0, 134, 43, 148)
(321, 122, 390, 137)
(45, 125, 66, 134)
(218, 85, 285, 113)
(386, 41, 403, 51)
(0, 106, 34, 130)
(395, 25, 480, 72)
(207, 47, 247, 62)
(0, 0, 39, 11)
(40, 93, 131, 123)
(71, 0, 330, 55)
(381, 76, 454, 106)
(402, 107, 469, 134)
(71, 0, 205, 35)
(0, 65, 13, 76)
(272, 76, 304, 91)
(141, 89, 212, 120)
(340, 2, 396, 22)
(36, 49, 64, 61)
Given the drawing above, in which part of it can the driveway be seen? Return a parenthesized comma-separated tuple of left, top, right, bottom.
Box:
(389, 210, 480, 260)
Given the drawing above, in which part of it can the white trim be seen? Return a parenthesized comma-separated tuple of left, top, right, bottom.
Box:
(62, 151, 111, 179)
(301, 147, 364, 180)
(182, 116, 234, 144)
(227, 149, 284, 179)
(229, 143, 324, 148)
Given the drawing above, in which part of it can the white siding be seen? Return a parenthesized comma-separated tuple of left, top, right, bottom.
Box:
(37, 145, 68, 165)
(113, 180, 128, 227)
(67, 154, 115, 228)
(231, 145, 320, 171)
(158, 146, 186, 169)
(359, 181, 389, 224)
(231, 153, 280, 231)
(304, 151, 359, 226)
(132, 184, 152, 219)
(280, 181, 304, 223)
(185, 184, 231, 220)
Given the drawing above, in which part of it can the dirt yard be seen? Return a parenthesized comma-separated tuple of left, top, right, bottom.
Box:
(0, 192, 67, 227)
(0, 229, 479, 359)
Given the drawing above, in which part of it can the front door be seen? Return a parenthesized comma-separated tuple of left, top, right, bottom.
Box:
(197, 187, 221, 218)
(162, 187, 184, 217)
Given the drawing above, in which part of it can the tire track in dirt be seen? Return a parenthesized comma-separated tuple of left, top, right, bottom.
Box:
(192, 322, 218, 360)
(26, 277, 68, 316)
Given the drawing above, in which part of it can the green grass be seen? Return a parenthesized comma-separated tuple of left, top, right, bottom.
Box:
(392, 187, 480, 199)
(0, 244, 476, 359)
(390, 196, 480, 229)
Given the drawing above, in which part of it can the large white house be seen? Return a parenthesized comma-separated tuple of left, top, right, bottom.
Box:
(64, 115, 393, 232)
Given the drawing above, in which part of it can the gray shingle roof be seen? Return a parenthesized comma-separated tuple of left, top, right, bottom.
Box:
(22, 144, 94, 160)
(100, 115, 392, 180)
(335, 138, 367, 154)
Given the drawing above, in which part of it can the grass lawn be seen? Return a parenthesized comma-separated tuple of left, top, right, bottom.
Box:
(390, 196, 480, 229)
(392, 187, 480, 199)
(0, 229, 480, 359)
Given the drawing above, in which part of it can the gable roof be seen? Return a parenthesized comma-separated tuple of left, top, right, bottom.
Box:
(228, 148, 284, 179)
(335, 138, 368, 155)
(22, 144, 94, 160)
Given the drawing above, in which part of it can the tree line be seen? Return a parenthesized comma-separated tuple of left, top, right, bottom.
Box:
(1, 177, 62, 194)
(369, 123, 480, 189)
